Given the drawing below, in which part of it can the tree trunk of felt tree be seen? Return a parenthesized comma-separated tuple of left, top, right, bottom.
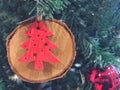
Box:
(6, 18, 75, 83)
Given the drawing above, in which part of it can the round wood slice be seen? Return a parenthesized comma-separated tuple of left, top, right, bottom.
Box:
(6, 19, 75, 83)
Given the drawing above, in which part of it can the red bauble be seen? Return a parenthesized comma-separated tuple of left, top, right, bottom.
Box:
(86, 65, 120, 90)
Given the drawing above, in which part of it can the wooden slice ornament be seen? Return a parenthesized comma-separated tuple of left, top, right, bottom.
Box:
(6, 18, 75, 83)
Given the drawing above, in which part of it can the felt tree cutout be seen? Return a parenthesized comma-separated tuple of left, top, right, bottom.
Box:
(19, 20, 60, 70)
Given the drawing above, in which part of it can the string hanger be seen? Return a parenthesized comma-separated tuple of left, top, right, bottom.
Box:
(36, 0, 45, 21)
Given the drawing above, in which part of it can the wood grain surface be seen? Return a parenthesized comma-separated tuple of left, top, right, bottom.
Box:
(6, 19, 75, 83)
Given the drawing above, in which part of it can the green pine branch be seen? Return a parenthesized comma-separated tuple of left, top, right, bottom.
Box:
(32, 0, 70, 18)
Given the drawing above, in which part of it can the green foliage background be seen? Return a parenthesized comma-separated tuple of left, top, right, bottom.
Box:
(0, 0, 120, 90)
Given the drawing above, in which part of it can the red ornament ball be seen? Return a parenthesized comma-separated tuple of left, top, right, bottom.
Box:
(86, 65, 120, 90)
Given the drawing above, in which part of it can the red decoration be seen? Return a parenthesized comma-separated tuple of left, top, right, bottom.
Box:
(86, 65, 120, 90)
(18, 20, 60, 70)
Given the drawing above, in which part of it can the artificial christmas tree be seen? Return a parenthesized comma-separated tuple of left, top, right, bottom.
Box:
(0, 0, 120, 90)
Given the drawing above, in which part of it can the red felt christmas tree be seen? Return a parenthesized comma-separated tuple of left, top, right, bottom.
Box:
(18, 20, 60, 70)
